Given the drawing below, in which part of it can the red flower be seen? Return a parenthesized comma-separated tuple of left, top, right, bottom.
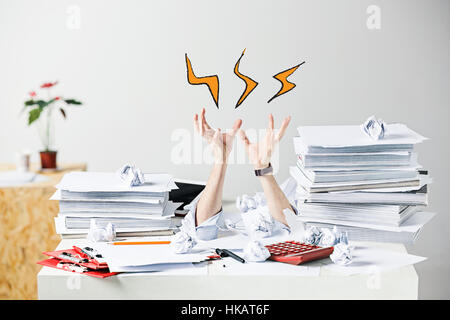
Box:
(40, 81, 58, 89)
(29, 91, 36, 97)
(54, 97, 60, 100)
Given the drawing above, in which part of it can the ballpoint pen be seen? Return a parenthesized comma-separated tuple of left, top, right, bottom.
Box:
(215, 248, 245, 264)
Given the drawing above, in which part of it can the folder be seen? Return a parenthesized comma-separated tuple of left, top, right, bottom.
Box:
(37, 257, 118, 278)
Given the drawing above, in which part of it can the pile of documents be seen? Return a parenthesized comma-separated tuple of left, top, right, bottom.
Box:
(51, 172, 181, 238)
(290, 122, 435, 244)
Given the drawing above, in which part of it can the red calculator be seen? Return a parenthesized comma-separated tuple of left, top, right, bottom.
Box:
(265, 241, 334, 265)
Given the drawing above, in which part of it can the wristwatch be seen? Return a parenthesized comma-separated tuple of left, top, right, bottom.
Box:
(254, 163, 273, 176)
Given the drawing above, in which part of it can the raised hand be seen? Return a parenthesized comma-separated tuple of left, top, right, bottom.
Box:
(239, 114, 291, 169)
(194, 108, 242, 163)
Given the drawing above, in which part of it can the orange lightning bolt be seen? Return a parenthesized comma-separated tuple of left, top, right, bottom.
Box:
(267, 61, 305, 103)
(185, 53, 220, 108)
(234, 49, 258, 109)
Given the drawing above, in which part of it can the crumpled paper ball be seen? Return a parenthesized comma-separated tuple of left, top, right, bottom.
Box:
(171, 211, 198, 254)
(303, 226, 323, 245)
(338, 230, 349, 245)
(362, 116, 386, 140)
(171, 231, 197, 254)
(243, 240, 271, 262)
(241, 208, 275, 239)
(223, 218, 246, 231)
(117, 163, 145, 186)
(236, 192, 266, 213)
(319, 226, 339, 247)
(329, 242, 353, 266)
(86, 219, 116, 242)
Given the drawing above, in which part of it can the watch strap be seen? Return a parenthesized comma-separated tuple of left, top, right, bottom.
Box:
(255, 163, 273, 176)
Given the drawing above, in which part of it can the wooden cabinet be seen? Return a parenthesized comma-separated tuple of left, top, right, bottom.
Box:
(0, 163, 86, 299)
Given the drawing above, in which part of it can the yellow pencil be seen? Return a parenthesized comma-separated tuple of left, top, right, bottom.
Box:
(111, 241, 171, 245)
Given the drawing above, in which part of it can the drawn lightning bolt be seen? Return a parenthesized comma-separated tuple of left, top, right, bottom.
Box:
(267, 61, 305, 103)
(185, 53, 220, 108)
(234, 49, 258, 109)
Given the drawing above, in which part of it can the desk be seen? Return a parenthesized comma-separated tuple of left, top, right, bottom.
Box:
(0, 163, 86, 299)
(38, 238, 418, 300)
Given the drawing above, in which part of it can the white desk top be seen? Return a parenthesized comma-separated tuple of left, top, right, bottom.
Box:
(37, 200, 419, 299)
(38, 238, 419, 299)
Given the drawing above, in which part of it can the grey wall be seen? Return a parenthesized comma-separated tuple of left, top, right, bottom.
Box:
(0, 0, 449, 298)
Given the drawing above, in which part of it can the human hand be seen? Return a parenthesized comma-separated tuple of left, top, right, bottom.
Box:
(194, 108, 242, 164)
(239, 114, 291, 170)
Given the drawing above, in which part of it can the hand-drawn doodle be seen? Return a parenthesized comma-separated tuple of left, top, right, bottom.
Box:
(234, 49, 259, 109)
(185, 53, 220, 108)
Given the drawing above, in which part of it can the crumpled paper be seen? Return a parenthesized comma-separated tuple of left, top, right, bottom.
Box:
(330, 242, 353, 266)
(318, 226, 340, 247)
(236, 192, 266, 213)
(171, 211, 198, 254)
(303, 225, 352, 265)
(117, 163, 145, 186)
(243, 240, 271, 262)
(241, 207, 275, 240)
(362, 116, 386, 140)
(223, 218, 245, 232)
(86, 219, 116, 242)
(171, 230, 197, 254)
(303, 226, 323, 246)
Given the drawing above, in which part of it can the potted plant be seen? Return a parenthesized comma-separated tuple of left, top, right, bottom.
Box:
(23, 81, 83, 170)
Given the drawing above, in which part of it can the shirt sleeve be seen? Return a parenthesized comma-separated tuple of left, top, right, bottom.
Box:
(182, 194, 223, 241)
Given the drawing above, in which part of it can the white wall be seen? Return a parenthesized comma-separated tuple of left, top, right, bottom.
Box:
(1, 0, 449, 298)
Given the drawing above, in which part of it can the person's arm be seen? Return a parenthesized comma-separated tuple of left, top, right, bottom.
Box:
(239, 114, 292, 227)
(193, 108, 242, 226)
(195, 162, 227, 226)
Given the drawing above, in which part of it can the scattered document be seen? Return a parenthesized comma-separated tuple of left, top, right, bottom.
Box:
(91, 241, 209, 272)
(214, 257, 320, 277)
(109, 262, 208, 275)
(317, 245, 426, 275)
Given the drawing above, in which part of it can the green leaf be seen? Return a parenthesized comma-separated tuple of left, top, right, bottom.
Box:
(24, 99, 36, 106)
(28, 108, 42, 125)
(64, 99, 82, 105)
(36, 100, 49, 108)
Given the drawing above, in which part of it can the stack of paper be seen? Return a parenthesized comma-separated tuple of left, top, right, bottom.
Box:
(290, 122, 435, 243)
(51, 172, 181, 238)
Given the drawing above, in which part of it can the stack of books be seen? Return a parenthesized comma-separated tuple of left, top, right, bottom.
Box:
(290, 122, 435, 244)
(51, 171, 181, 238)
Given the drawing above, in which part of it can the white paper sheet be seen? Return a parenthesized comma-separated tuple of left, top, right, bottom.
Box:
(297, 123, 427, 148)
(215, 256, 320, 276)
(91, 241, 210, 268)
(108, 261, 208, 275)
(50, 189, 164, 204)
(56, 172, 178, 193)
(297, 211, 435, 232)
(314, 245, 426, 275)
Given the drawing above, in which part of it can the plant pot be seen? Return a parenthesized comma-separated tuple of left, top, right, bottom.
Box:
(40, 151, 57, 169)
